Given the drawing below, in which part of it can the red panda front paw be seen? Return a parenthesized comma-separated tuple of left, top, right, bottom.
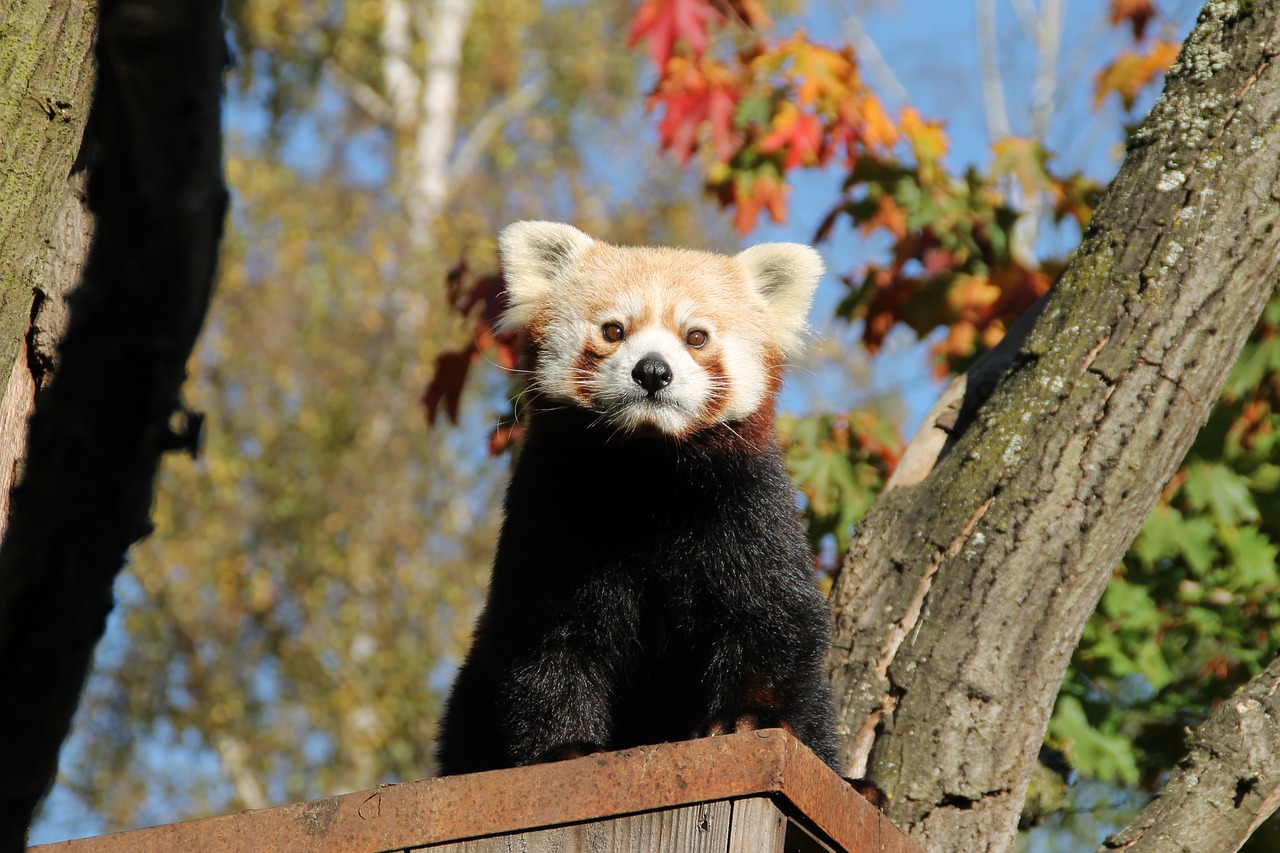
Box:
(701, 712, 794, 737)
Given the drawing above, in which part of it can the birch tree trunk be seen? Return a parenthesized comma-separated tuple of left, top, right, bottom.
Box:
(827, 2, 1280, 850)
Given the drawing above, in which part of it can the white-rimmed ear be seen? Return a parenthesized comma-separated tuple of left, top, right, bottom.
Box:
(736, 242, 823, 354)
(497, 221, 595, 331)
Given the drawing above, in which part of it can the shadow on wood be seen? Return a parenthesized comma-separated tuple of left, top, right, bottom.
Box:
(30, 730, 921, 852)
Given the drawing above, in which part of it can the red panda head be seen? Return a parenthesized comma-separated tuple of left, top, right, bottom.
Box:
(497, 221, 822, 440)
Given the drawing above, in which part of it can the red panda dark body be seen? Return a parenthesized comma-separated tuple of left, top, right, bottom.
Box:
(436, 222, 841, 775)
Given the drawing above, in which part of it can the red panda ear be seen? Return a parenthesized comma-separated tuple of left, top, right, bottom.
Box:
(497, 221, 595, 332)
(735, 243, 824, 355)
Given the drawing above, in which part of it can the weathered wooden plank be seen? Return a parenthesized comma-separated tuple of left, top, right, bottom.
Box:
(443, 801, 731, 853)
(727, 798, 786, 853)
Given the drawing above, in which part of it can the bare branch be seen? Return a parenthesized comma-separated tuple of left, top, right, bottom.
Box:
(1008, 0, 1040, 42)
(975, 0, 1012, 141)
(324, 58, 393, 126)
(842, 14, 911, 106)
(1012, 0, 1066, 262)
(1100, 656, 1280, 852)
(447, 75, 547, 196)
(213, 736, 269, 811)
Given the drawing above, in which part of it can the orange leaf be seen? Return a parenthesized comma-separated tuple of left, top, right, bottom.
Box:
(899, 107, 948, 169)
(778, 35, 859, 108)
(858, 195, 907, 240)
(1110, 0, 1157, 41)
(732, 171, 789, 234)
(1093, 40, 1180, 110)
(947, 274, 1003, 314)
(854, 95, 897, 151)
(990, 137, 1056, 196)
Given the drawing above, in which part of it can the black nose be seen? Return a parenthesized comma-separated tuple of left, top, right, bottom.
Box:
(632, 354, 673, 395)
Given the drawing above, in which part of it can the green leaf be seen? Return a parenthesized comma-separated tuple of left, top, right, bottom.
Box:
(1048, 695, 1139, 784)
(1222, 526, 1280, 589)
(1134, 506, 1218, 573)
(1183, 462, 1260, 526)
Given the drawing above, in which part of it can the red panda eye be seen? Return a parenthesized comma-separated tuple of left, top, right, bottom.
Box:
(686, 329, 708, 348)
(602, 323, 625, 343)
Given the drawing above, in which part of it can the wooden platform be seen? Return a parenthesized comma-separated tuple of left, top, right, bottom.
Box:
(30, 729, 921, 852)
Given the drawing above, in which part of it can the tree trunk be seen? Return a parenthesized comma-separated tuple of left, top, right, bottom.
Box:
(0, 0, 227, 848)
(0, 0, 97, 535)
(827, 2, 1280, 851)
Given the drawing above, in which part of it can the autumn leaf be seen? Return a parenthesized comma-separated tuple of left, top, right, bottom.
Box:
(990, 137, 1056, 196)
(1110, 0, 1158, 41)
(825, 93, 897, 166)
(422, 348, 476, 426)
(712, 0, 770, 29)
(774, 34, 859, 109)
(856, 194, 908, 240)
(630, 0, 724, 70)
(652, 57, 742, 162)
(732, 168, 789, 234)
(899, 107, 948, 174)
(1052, 173, 1103, 227)
(759, 101, 824, 169)
(1094, 39, 1180, 110)
(853, 94, 897, 151)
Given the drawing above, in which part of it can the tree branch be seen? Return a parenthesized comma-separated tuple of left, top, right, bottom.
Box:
(1101, 655, 1280, 852)
(408, 0, 476, 248)
(828, 3, 1280, 850)
(975, 0, 1012, 141)
(0, 0, 227, 847)
(447, 75, 547, 196)
(379, 0, 420, 130)
(324, 57, 394, 126)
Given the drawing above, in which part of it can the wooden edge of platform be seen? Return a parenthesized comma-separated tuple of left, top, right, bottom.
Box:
(31, 729, 920, 853)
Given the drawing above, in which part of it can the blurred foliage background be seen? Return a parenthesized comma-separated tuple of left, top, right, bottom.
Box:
(29, 1, 1280, 850)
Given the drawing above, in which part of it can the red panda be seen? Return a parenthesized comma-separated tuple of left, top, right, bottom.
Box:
(435, 221, 841, 775)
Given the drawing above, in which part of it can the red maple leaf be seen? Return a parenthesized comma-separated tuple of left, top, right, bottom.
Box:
(652, 59, 741, 162)
(629, 0, 723, 70)
(759, 106, 824, 170)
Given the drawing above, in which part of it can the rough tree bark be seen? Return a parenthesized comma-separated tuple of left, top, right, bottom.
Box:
(0, 0, 97, 537)
(1102, 655, 1280, 852)
(0, 0, 227, 849)
(826, 2, 1280, 851)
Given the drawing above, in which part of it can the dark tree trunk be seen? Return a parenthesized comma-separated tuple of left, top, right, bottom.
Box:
(0, 1, 227, 849)
(827, 2, 1280, 851)
(0, 0, 97, 535)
